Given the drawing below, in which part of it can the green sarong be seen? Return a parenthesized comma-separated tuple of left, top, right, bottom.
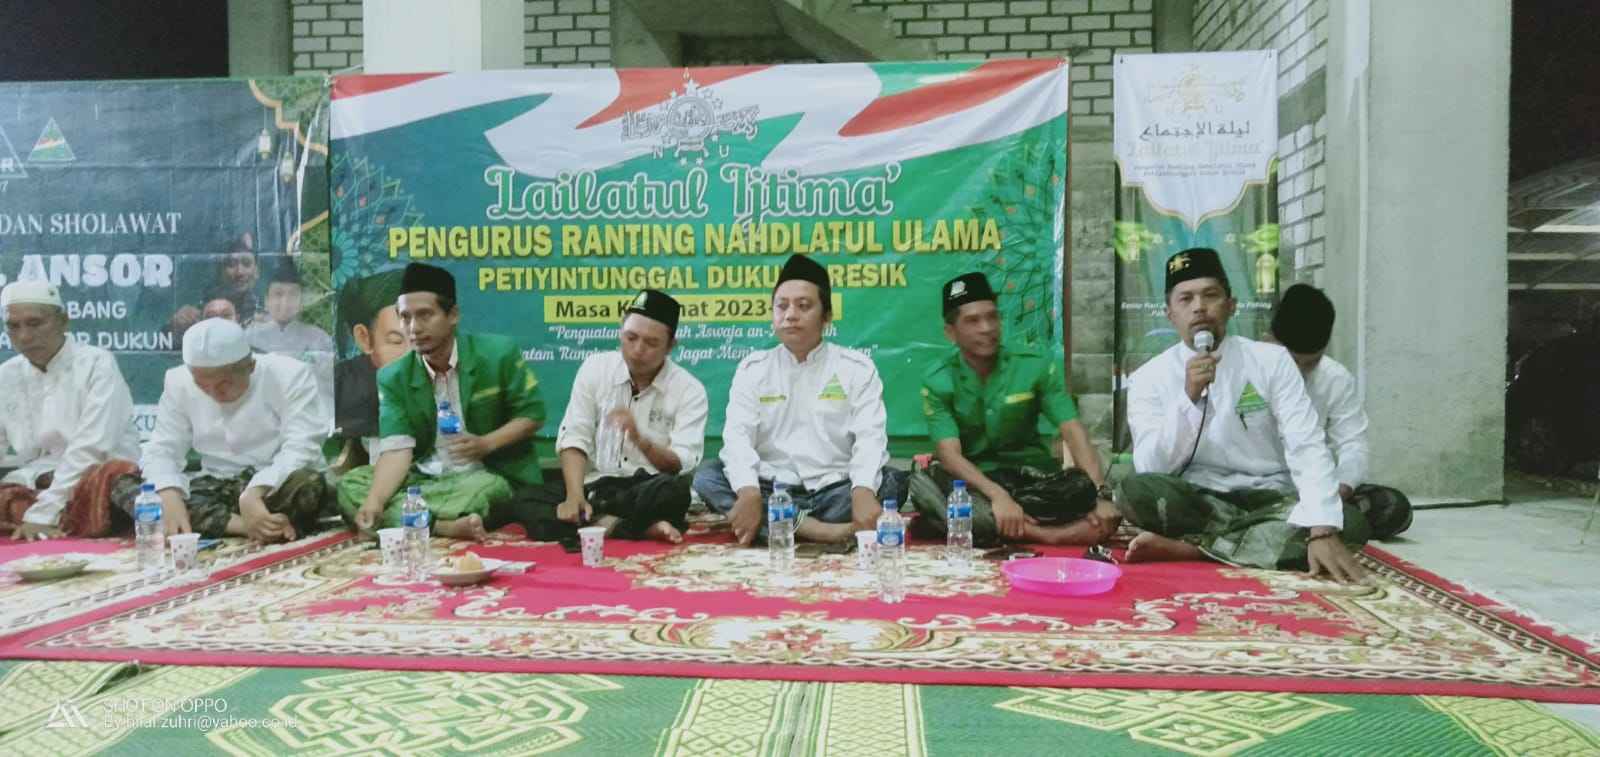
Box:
(1112, 472, 1370, 570)
(335, 465, 512, 529)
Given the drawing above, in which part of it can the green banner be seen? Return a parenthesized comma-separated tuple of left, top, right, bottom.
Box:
(330, 62, 1070, 440)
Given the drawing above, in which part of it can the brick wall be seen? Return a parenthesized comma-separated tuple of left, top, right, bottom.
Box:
(524, 0, 612, 68)
(852, 0, 1154, 130)
(1193, 0, 1329, 285)
(290, 0, 613, 75)
(291, 0, 363, 74)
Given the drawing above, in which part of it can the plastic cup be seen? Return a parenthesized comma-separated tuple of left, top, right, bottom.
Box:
(578, 526, 606, 567)
(854, 530, 877, 571)
(169, 533, 201, 577)
(377, 528, 405, 571)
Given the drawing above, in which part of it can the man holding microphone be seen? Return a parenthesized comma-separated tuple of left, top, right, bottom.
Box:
(1115, 248, 1371, 581)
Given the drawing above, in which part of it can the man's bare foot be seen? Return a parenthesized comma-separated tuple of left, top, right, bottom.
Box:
(436, 514, 488, 542)
(796, 519, 853, 544)
(1124, 531, 1205, 563)
(644, 520, 683, 543)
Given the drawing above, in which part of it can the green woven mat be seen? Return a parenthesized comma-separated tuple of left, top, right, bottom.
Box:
(0, 661, 1594, 755)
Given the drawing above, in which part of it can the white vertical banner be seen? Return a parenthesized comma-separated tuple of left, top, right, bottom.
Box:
(1113, 50, 1279, 225)
(1109, 51, 1281, 450)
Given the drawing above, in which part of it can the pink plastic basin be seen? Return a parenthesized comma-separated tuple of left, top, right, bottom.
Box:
(1002, 557, 1122, 597)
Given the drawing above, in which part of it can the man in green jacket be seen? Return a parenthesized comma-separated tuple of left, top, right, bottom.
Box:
(908, 272, 1119, 547)
(339, 262, 545, 540)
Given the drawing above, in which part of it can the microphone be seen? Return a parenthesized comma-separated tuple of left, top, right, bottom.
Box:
(1192, 329, 1215, 399)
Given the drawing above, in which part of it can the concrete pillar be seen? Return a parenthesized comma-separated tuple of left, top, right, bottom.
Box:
(228, 0, 292, 76)
(1324, 0, 1510, 500)
(1152, 0, 1195, 53)
(610, 0, 681, 68)
(362, 0, 524, 74)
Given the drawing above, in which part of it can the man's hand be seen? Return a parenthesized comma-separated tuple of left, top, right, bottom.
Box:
(603, 408, 640, 443)
(240, 489, 293, 543)
(1184, 352, 1221, 403)
(12, 523, 64, 541)
(850, 487, 881, 534)
(729, 487, 764, 546)
(354, 500, 385, 533)
(556, 494, 593, 524)
(1306, 531, 1367, 583)
(160, 498, 192, 537)
(244, 511, 294, 543)
(445, 433, 494, 463)
(990, 493, 1036, 541)
(1338, 484, 1355, 502)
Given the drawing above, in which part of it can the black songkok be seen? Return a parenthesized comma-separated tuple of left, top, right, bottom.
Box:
(1164, 247, 1231, 296)
(625, 289, 681, 334)
(1272, 283, 1335, 353)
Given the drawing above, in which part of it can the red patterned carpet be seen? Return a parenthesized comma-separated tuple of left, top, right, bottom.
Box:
(2, 529, 1597, 703)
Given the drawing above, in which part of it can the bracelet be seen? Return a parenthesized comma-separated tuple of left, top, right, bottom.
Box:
(1306, 531, 1340, 544)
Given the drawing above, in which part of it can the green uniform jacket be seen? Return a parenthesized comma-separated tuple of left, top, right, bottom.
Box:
(920, 347, 1078, 471)
(377, 331, 546, 486)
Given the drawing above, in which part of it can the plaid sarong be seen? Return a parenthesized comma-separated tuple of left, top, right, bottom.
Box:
(1111, 472, 1371, 570)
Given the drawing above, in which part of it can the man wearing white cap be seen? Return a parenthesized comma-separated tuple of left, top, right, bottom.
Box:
(111, 318, 332, 542)
(0, 280, 141, 540)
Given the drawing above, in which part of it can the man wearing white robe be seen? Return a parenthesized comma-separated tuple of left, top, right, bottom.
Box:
(0, 280, 140, 540)
(112, 318, 332, 543)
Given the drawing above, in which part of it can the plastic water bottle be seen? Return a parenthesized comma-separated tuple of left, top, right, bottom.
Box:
(402, 486, 431, 580)
(876, 498, 906, 603)
(767, 484, 797, 573)
(436, 401, 463, 471)
(133, 483, 165, 574)
(946, 480, 973, 565)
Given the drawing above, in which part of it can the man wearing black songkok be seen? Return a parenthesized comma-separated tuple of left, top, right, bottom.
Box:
(1115, 248, 1374, 582)
(1268, 283, 1412, 540)
(338, 262, 547, 541)
(693, 254, 906, 546)
(491, 290, 709, 545)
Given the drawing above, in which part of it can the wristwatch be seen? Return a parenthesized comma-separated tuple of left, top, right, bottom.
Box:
(1096, 483, 1115, 502)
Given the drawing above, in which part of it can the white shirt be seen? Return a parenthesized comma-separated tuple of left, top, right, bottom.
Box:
(1303, 355, 1369, 490)
(720, 341, 889, 493)
(141, 352, 329, 498)
(557, 351, 708, 483)
(247, 320, 336, 424)
(1127, 334, 1343, 528)
(0, 339, 140, 526)
(376, 341, 463, 476)
(245, 320, 334, 355)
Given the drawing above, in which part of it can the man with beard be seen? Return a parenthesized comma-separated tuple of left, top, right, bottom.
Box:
(1116, 248, 1370, 581)
(339, 263, 545, 541)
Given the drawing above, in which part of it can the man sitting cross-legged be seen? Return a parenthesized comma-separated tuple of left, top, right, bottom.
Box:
(1266, 283, 1412, 540)
(0, 280, 142, 540)
(112, 318, 332, 542)
(693, 254, 907, 546)
(908, 272, 1121, 547)
(338, 262, 546, 541)
(491, 290, 707, 545)
(1117, 248, 1371, 582)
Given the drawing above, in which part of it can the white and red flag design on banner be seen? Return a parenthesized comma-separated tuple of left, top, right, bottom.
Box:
(330, 60, 1068, 177)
